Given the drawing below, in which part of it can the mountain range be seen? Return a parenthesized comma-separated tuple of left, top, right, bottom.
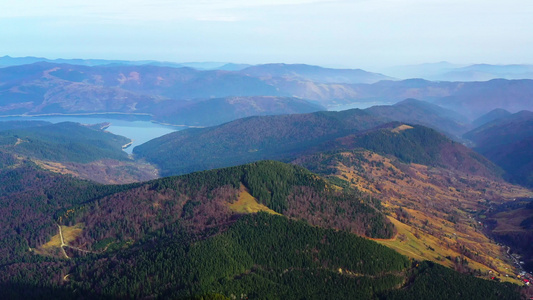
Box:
(383, 62, 533, 81)
(240, 63, 393, 84)
(0, 55, 251, 70)
(1, 56, 533, 299)
(1, 61, 533, 125)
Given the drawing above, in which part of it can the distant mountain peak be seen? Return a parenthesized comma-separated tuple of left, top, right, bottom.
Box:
(472, 108, 512, 128)
(241, 63, 393, 84)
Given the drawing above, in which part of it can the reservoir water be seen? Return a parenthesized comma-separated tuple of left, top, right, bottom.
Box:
(0, 115, 183, 154)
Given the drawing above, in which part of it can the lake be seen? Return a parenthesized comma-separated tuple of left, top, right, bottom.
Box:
(0, 115, 183, 154)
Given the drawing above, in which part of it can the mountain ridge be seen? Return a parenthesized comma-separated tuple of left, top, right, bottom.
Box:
(464, 110, 533, 187)
(134, 106, 502, 181)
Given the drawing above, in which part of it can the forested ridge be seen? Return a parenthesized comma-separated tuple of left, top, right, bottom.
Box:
(0, 213, 520, 299)
(0, 159, 393, 265)
(59, 160, 395, 253)
(0, 151, 136, 265)
(135, 115, 502, 181)
(0, 121, 130, 163)
(0, 150, 524, 299)
(133, 109, 385, 176)
(327, 124, 502, 178)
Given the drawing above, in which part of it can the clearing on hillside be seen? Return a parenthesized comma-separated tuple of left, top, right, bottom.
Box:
(228, 185, 281, 215)
(34, 224, 84, 257)
(391, 124, 414, 133)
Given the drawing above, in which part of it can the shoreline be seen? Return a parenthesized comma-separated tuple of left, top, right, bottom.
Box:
(0, 112, 153, 118)
(0, 113, 208, 129)
(149, 120, 205, 128)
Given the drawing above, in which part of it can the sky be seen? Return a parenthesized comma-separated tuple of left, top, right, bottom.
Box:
(0, 0, 532, 70)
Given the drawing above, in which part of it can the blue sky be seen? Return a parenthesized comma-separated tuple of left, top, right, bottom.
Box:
(1, 0, 531, 69)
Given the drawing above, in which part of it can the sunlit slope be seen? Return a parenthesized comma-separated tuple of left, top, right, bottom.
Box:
(296, 149, 531, 284)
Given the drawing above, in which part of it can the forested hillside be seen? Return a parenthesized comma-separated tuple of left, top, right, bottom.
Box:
(0, 158, 399, 299)
(58, 160, 395, 252)
(0, 211, 521, 299)
(464, 111, 533, 187)
(135, 109, 501, 180)
(0, 159, 393, 265)
(0, 121, 130, 163)
(133, 109, 384, 176)
(293, 148, 532, 281)
(484, 199, 533, 272)
(0, 150, 526, 298)
(0, 121, 159, 184)
(327, 123, 502, 178)
(0, 152, 133, 265)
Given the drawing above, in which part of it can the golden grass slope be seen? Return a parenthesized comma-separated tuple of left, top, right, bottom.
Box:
(328, 150, 532, 284)
(32, 159, 78, 176)
(391, 124, 413, 133)
(34, 223, 84, 257)
(228, 185, 281, 215)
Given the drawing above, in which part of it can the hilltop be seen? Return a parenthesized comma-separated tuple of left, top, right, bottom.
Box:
(472, 108, 512, 128)
(365, 98, 471, 137)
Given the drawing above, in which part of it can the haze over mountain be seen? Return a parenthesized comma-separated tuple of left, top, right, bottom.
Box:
(472, 108, 512, 128)
(0, 55, 253, 71)
(383, 62, 533, 81)
(150, 96, 325, 126)
(464, 110, 533, 187)
(344, 79, 533, 119)
(0, 55, 185, 68)
(365, 98, 471, 138)
(2, 61, 533, 126)
(381, 62, 466, 79)
(0, 62, 323, 126)
(240, 63, 393, 84)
